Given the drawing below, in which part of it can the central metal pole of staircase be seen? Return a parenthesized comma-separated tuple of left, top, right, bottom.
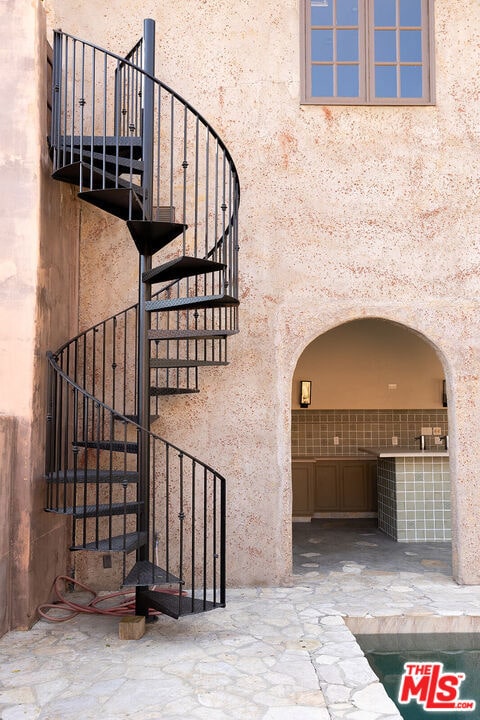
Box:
(136, 19, 155, 610)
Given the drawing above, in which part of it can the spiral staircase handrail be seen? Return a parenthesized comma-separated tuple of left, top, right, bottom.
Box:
(46, 23, 231, 611)
(47, 350, 225, 478)
(51, 29, 241, 199)
(51, 28, 240, 361)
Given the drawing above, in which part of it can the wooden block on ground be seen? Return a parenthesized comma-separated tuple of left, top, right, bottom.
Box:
(119, 615, 145, 640)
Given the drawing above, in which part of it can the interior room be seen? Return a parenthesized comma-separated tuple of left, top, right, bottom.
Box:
(291, 317, 451, 574)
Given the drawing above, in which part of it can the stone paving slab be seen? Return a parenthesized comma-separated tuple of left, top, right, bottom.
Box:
(3, 526, 480, 718)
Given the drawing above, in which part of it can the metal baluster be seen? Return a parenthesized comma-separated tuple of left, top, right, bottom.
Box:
(220, 474, 226, 606)
(165, 443, 170, 574)
(204, 127, 210, 255)
(80, 395, 89, 547)
(169, 95, 175, 222)
(108, 411, 114, 549)
(155, 85, 161, 219)
(213, 139, 219, 296)
(194, 116, 200, 257)
(92, 402, 99, 547)
(90, 46, 95, 188)
(178, 451, 185, 615)
(191, 459, 196, 607)
(70, 39, 77, 171)
(111, 317, 117, 413)
(102, 52, 107, 179)
(212, 472, 218, 606)
(151, 438, 156, 574)
(203, 466, 208, 606)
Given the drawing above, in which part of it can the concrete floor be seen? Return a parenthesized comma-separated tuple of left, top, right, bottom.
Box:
(292, 518, 452, 576)
(1, 520, 479, 720)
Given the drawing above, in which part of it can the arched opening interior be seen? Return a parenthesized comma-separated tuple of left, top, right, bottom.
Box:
(291, 318, 452, 577)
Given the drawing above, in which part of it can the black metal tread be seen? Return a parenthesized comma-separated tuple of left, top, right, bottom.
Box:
(52, 161, 143, 193)
(122, 414, 159, 423)
(150, 387, 200, 396)
(137, 589, 222, 619)
(148, 328, 236, 340)
(146, 294, 239, 312)
(53, 135, 143, 158)
(78, 187, 144, 221)
(127, 220, 187, 255)
(74, 440, 138, 453)
(150, 358, 228, 368)
(143, 256, 226, 284)
(70, 532, 147, 553)
(46, 469, 139, 483)
(122, 560, 182, 588)
(72, 148, 144, 174)
(45, 501, 142, 518)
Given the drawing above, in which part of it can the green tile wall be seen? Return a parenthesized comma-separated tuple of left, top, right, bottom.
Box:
(377, 457, 451, 542)
(291, 409, 448, 457)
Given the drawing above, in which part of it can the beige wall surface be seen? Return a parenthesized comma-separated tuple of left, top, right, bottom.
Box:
(292, 318, 445, 409)
(42, 1, 480, 586)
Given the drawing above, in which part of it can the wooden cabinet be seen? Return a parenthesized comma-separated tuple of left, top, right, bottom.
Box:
(292, 458, 377, 517)
(314, 462, 339, 511)
(340, 460, 374, 510)
(291, 461, 315, 515)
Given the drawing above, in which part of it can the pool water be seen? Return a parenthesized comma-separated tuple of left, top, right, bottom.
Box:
(356, 634, 480, 720)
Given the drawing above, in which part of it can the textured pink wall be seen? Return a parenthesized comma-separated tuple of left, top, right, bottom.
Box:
(42, 0, 480, 585)
(0, 1, 79, 632)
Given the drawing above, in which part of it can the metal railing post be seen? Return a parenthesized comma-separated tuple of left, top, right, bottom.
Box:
(141, 18, 155, 221)
(51, 31, 63, 170)
(136, 19, 155, 575)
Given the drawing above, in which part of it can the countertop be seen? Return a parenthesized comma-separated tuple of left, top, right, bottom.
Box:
(358, 446, 449, 458)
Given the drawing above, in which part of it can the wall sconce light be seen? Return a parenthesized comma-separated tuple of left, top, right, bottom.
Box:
(300, 380, 312, 408)
(442, 379, 448, 408)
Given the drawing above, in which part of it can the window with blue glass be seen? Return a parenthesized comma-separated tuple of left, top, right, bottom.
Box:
(303, 0, 434, 104)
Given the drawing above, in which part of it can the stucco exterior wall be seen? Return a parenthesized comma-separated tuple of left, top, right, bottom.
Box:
(42, 1, 480, 586)
(0, 0, 79, 633)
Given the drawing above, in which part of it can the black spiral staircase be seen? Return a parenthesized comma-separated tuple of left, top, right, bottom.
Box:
(45, 20, 239, 620)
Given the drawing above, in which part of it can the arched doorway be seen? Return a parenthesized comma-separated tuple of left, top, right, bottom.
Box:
(290, 318, 452, 575)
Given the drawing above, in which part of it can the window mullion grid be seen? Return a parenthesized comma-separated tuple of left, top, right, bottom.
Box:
(333, 0, 338, 97)
(305, 0, 432, 105)
(421, 0, 429, 99)
(305, 0, 313, 102)
(363, 0, 371, 102)
(396, 0, 401, 99)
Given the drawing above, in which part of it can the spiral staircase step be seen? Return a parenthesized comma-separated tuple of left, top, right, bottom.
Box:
(52, 161, 142, 193)
(47, 21, 232, 620)
(126, 219, 187, 255)
(74, 148, 144, 175)
(74, 440, 138, 453)
(146, 294, 239, 312)
(122, 560, 182, 587)
(143, 256, 226, 284)
(136, 589, 221, 619)
(148, 328, 235, 340)
(78, 187, 144, 221)
(150, 358, 228, 368)
(46, 469, 139, 484)
(51, 134, 143, 158)
(70, 532, 147, 553)
(149, 386, 200, 396)
(45, 501, 143, 518)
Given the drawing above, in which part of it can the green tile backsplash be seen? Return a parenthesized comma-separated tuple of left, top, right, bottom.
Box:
(291, 409, 448, 457)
